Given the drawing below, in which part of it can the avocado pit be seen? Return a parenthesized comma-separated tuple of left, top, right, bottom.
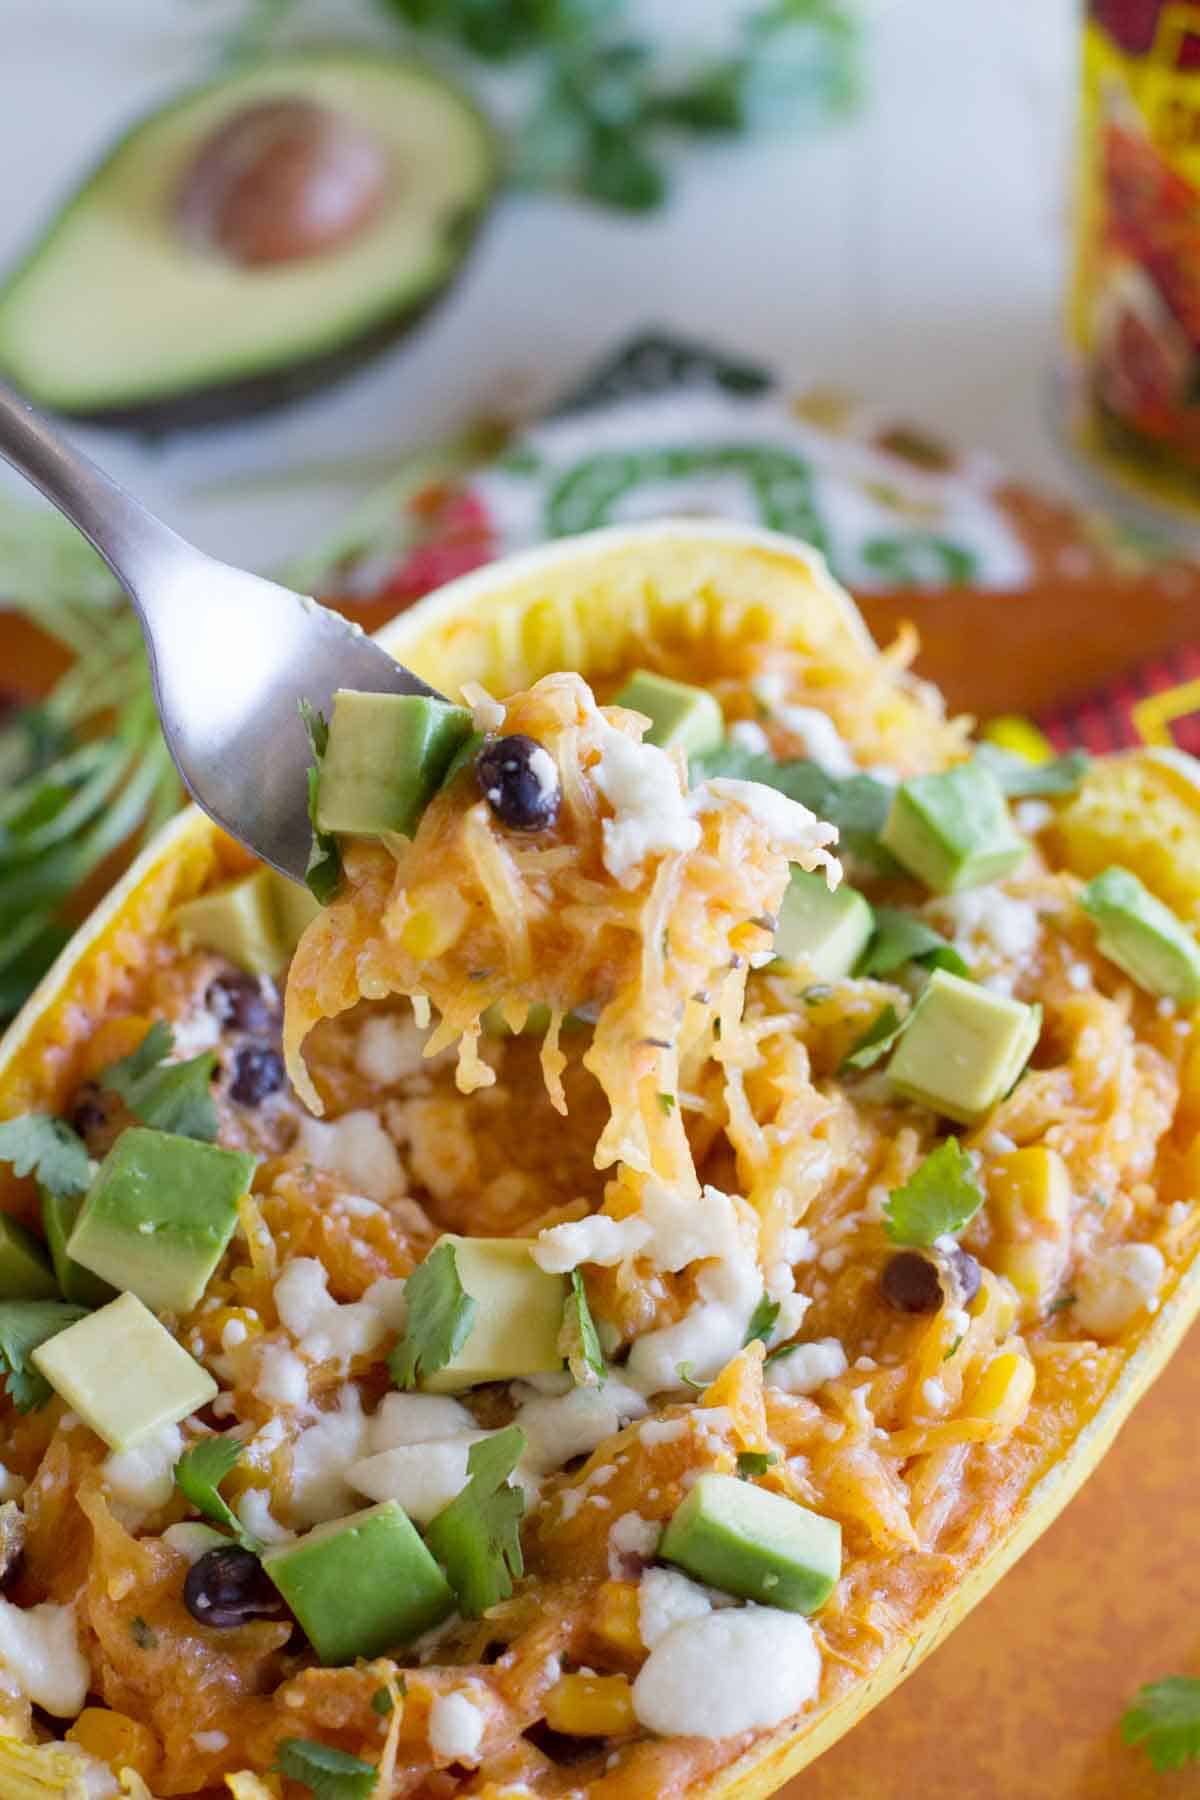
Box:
(174, 97, 388, 268)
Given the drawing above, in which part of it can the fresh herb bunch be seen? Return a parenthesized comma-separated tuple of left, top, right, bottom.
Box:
(218, 0, 861, 212)
(0, 498, 181, 1021)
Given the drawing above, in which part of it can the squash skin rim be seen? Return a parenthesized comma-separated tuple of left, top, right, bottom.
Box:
(0, 517, 1191, 1794)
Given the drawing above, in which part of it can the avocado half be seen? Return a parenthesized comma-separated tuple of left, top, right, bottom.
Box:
(0, 50, 498, 428)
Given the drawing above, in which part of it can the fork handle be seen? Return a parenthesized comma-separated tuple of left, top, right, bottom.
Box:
(0, 380, 186, 598)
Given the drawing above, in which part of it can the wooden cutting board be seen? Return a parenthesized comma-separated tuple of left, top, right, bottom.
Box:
(5, 569, 1200, 1796)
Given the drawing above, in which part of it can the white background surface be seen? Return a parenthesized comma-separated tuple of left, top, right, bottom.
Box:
(1, 0, 1081, 574)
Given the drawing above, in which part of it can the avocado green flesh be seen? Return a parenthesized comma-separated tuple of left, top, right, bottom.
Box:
(1081, 865, 1200, 1004)
(613, 670, 724, 756)
(263, 1501, 454, 1664)
(659, 1472, 841, 1614)
(774, 869, 873, 982)
(0, 1213, 60, 1302)
(317, 691, 474, 839)
(40, 1188, 116, 1309)
(881, 764, 1028, 894)
(887, 968, 1041, 1125)
(0, 51, 496, 425)
(172, 867, 320, 975)
(66, 1127, 253, 1315)
(420, 1236, 566, 1393)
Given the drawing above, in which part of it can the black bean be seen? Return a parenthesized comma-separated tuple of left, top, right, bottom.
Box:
(68, 1080, 110, 1141)
(229, 1044, 285, 1107)
(477, 734, 561, 832)
(880, 1250, 943, 1315)
(947, 1247, 982, 1306)
(206, 971, 278, 1036)
(183, 1546, 288, 1628)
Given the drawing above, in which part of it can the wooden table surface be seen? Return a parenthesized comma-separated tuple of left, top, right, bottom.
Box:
(6, 593, 1200, 1799)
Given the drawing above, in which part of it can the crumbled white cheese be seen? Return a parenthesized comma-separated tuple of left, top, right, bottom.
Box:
(162, 1522, 226, 1564)
(531, 1212, 651, 1273)
(295, 1108, 404, 1202)
(638, 1415, 689, 1448)
(102, 1421, 184, 1526)
(729, 720, 770, 755)
(59, 1744, 119, 1799)
(938, 887, 1041, 964)
(258, 1344, 310, 1409)
(348, 1435, 490, 1524)
(235, 1489, 292, 1546)
(1067, 961, 1091, 990)
(528, 745, 559, 804)
(288, 1390, 369, 1528)
(0, 1599, 89, 1717)
(592, 723, 701, 885)
(921, 1378, 948, 1413)
(369, 1392, 475, 1450)
(191, 1730, 229, 1753)
(461, 682, 506, 734)
(273, 1258, 406, 1370)
(1014, 799, 1054, 836)
(696, 779, 840, 878)
(773, 705, 857, 776)
(514, 1381, 648, 1477)
(428, 1688, 487, 1763)
(168, 1008, 222, 1059)
(356, 1015, 435, 1087)
(607, 1512, 661, 1579)
(638, 1567, 714, 1646)
(632, 1606, 820, 1739)
(1074, 1242, 1165, 1338)
(764, 1338, 848, 1395)
(626, 1255, 761, 1397)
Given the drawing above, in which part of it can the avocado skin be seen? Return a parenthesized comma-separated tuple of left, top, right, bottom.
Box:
(0, 50, 499, 433)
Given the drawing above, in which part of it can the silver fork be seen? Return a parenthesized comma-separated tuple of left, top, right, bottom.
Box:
(0, 381, 442, 883)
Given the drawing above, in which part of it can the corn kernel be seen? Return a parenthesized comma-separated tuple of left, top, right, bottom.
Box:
(988, 1148, 1071, 1316)
(980, 716, 1053, 763)
(398, 889, 467, 959)
(543, 1673, 636, 1737)
(80, 1015, 154, 1081)
(968, 1349, 1035, 1432)
(592, 1581, 643, 1658)
(67, 1708, 159, 1783)
(227, 1775, 282, 1800)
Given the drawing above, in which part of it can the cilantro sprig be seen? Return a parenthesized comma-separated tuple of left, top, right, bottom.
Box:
(0, 1300, 88, 1411)
(560, 1269, 606, 1385)
(425, 1425, 526, 1616)
(0, 1114, 89, 1198)
(173, 1437, 261, 1554)
(389, 1241, 477, 1390)
(744, 1294, 781, 1348)
(839, 1003, 907, 1073)
(857, 908, 968, 981)
(299, 701, 342, 906)
(273, 1737, 378, 1800)
(736, 1450, 778, 1479)
(1122, 1676, 1200, 1772)
(972, 744, 1089, 799)
(691, 742, 897, 872)
(884, 1140, 984, 1248)
(99, 1021, 219, 1142)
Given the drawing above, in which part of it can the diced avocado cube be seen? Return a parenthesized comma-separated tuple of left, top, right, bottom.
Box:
(887, 968, 1041, 1125)
(315, 691, 474, 840)
(172, 868, 286, 978)
(1080, 865, 1200, 1004)
(881, 764, 1028, 893)
(66, 1128, 253, 1315)
(262, 1500, 454, 1664)
(31, 1291, 217, 1450)
(40, 1188, 116, 1308)
(774, 870, 874, 982)
(270, 869, 322, 946)
(0, 1213, 60, 1302)
(613, 670, 723, 756)
(658, 1472, 841, 1614)
(422, 1236, 567, 1393)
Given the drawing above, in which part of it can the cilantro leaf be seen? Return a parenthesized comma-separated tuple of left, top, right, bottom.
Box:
(560, 1269, 606, 1385)
(691, 743, 897, 871)
(857, 907, 968, 981)
(300, 701, 342, 906)
(425, 1425, 526, 1617)
(388, 1241, 477, 1389)
(174, 1437, 260, 1553)
(736, 1450, 777, 1479)
(972, 744, 1089, 798)
(273, 1737, 377, 1800)
(744, 1294, 781, 1347)
(98, 1022, 218, 1143)
(839, 1003, 907, 1072)
(0, 1300, 88, 1411)
(0, 1114, 89, 1198)
(884, 1139, 984, 1247)
(1121, 1676, 1200, 1772)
